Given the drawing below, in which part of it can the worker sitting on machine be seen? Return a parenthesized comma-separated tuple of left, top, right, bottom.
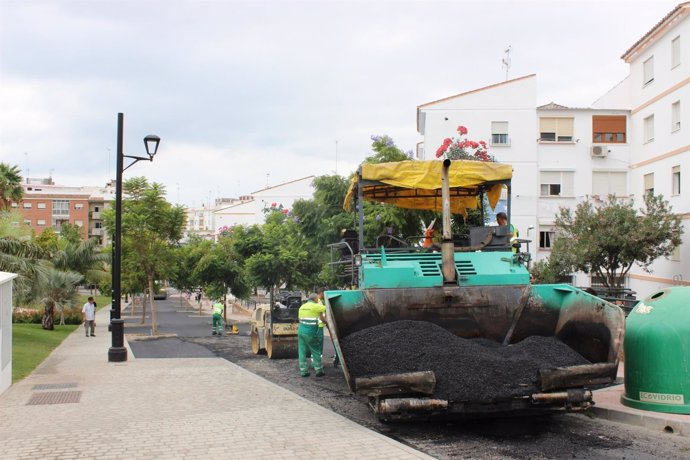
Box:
(496, 212, 520, 253)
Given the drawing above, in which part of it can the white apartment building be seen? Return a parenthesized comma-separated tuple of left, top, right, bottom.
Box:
(210, 176, 316, 237)
(594, 2, 690, 297)
(417, 76, 630, 276)
(418, 2, 689, 299)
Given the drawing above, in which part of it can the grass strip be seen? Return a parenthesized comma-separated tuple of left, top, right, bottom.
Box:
(12, 324, 78, 383)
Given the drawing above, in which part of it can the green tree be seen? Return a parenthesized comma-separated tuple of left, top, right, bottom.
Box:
(0, 163, 23, 211)
(103, 177, 185, 333)
(53, 238, 109, 291)
(58, 223, 83, 245)
(169, 235, 208, 303)
(193, 234, 249, 320)
(551, 194, 683, 289)
(245, 211, 315, 301)
(34, 227, 60, 255)
(364, 135, 411, 163)
(0, 211, 48, 305)
(529, 236, 577, 284)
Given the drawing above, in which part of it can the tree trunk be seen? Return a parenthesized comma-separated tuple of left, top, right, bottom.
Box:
(148, 276, 157, 335)
(223, 291, 227, 324)
(140, 291, 147, 324)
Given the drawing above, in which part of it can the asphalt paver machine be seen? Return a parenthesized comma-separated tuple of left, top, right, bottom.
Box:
(325, 159, 625, 421)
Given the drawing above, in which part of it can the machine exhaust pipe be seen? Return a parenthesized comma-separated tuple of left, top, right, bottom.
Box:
(441, 159, 456, 284)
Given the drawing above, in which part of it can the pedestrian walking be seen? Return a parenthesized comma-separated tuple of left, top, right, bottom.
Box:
(211, 300, 224, 336)
(298, 293, 327, 377)
(82, 296, 96, 337)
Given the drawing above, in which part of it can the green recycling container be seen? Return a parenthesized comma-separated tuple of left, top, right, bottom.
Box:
(621, 286, 690, 414)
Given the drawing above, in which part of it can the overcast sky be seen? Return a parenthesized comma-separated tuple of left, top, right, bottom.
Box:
(0, 0, 681, 207)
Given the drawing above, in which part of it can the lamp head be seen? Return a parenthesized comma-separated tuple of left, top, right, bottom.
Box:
(143, 134, 160, 159)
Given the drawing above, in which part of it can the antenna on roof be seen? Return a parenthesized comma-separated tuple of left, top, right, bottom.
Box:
(502, 45, 512, 81)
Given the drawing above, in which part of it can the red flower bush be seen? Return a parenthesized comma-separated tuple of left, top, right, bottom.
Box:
(435, 125, 494, 162)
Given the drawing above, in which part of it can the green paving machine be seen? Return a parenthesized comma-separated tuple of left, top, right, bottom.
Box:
(325, 159, 625, 421)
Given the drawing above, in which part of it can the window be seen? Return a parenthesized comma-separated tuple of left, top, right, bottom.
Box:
(672, 101, 680, 132)
(539, 118, 574, 142)
(540, 171, 574, 196)
(643, 115, 655, 143)
(75, 220, 83, 227)
(37, 203, 46, 209)
(672, 166, 681, 195)
(95, 222, 102, 229)
(672, 36, 680, 68)
(643, 56, 654, 85)
(94, 206, 100, 212)
(24, 220, 31, 226)
(644, 173, 654, 195)
(491, 121, 510, 145)
(592, 115, 626, 143)
(75, 203, 84, 210)
(11, 202, 17, 208)
(23, 202, 32, 208)
(37, 219, 46, 226)
(52, 200, 69, 216)
(592, 171, 627, 197)
(539, 226, 556, 249)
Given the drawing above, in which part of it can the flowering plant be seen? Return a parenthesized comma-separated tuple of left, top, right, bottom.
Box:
(435, 125, 495, 162)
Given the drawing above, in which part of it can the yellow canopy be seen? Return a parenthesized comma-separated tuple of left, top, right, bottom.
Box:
(344, 160, 512, 215)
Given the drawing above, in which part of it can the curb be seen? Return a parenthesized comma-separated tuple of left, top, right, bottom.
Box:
(591, 385, 690, 437)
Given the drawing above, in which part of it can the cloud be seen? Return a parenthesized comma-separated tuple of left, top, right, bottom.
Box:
(0, 0, 681, 207)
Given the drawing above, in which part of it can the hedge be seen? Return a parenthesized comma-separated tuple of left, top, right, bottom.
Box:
(13, 307, 84, 325)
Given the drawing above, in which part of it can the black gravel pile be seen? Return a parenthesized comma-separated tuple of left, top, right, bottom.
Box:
(340, 320, 590, 402)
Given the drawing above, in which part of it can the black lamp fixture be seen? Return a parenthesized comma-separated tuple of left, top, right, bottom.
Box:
(109, 114, 161, 363)
(144, 135, 160, 159)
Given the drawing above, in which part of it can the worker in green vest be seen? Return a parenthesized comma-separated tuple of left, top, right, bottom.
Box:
(298, 293, 327, 377)
(496, 212, 520, 253)
(212, 300, 224, 336)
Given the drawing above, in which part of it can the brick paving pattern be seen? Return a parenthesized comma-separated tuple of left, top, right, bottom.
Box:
(0, 307, 433, 460)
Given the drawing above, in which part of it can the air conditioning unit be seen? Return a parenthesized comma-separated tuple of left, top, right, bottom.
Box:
(591, 145, 608, 158)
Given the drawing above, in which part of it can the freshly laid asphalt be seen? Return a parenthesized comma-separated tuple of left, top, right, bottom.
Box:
(1, 293, 688, 460)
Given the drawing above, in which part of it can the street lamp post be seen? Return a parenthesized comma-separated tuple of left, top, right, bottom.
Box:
(109, 112, 160, 363)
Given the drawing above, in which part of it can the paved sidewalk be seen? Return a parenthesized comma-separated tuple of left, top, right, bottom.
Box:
(0, 307, 433, 460)
(591, 365, 690, 437)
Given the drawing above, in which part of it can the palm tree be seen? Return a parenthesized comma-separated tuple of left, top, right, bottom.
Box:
(0, 211, 48, 305)
(53, 238, 110, 290)
(41, 268, 82, 325)
(0, 163, 24, 211)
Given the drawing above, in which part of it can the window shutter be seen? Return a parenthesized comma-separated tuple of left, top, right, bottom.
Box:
(592, 172, 609, 196)
(557, 118, 574, 137)
(592, 115, 626, 133)
(540, 118, 557, 132)
(643, 56, 654, 84)
(540, 171, 561, 183)
(491, 121, 508, 135)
